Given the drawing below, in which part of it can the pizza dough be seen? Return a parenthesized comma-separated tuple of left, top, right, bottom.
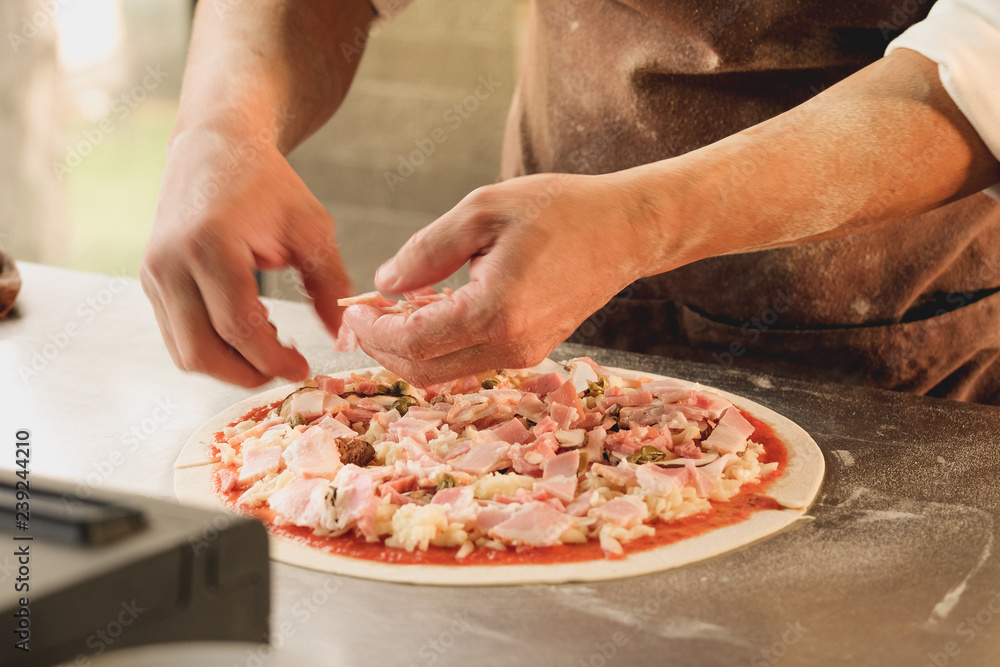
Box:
(174, 366, 824, 586)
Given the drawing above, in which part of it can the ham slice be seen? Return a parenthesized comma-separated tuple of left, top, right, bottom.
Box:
(332, 465, 378, 537)
(591, 462, 636, 487)
(516, 392, 548, 422)
(703, 408, 755, 455)
(565, 489, 598, 516)
(283, 426, 343, 479)
(543, 451, 580, 479)
(448, 439, 511, 475)
(228, 417, 282, 447)
(599, 389, 654, 410)
(533, 476, 577, 503)
(489, 418, 534, 445)
(238, 445, 281, 484)
(546, 380, 586, 421)
(267, 477, 333, 529)
(315, 415, 359, 440)
(590, 496, 649, 527)
(521, 372, 564, 397)
(490, 502, 575, 547)
(431, 485, 478, 522)
(636, 463, 688, 496)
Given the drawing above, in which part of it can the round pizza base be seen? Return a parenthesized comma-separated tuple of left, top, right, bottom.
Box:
(174, 365, 824, 586)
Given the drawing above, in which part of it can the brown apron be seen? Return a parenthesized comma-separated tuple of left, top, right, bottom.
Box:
(501, 0, 1000, 404)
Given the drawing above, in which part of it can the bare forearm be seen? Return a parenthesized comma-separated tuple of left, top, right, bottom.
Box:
(173, 0, 374, 153)
(630, 48, 1000, 276)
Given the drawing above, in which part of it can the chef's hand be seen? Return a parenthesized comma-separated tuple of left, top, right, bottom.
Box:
(141, 127, 352, 387)
(342, 173, 654, 386)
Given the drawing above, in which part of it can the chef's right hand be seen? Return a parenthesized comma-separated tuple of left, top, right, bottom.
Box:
(141, 125, 352, 387)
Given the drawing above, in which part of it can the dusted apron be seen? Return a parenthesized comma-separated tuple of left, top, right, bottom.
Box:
(501, 0, 1000, 403)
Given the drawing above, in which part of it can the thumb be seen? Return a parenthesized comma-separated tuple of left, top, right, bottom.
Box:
(376, 200, 497, 293)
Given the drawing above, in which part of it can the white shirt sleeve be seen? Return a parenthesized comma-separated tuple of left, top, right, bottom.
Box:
(885, 0, 1000, 199)
(370, 0, 414, 19)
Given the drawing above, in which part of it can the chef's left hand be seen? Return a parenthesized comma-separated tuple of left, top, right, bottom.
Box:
(342, 172, 660, 386)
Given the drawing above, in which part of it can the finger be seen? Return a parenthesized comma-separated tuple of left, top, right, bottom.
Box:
(188, 241, 309, 382)
(148, 269, 273, 387)
(290, 223, 353, 338)
(140, 266, 184, 368)
(342, 282, 502, 362)
(375, 195, 499, 293)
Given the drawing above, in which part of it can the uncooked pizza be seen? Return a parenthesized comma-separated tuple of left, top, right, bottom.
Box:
(175, 357, 824, 585)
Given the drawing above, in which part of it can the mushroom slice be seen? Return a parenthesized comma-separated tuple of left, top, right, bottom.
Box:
(653, 450, 720, 467)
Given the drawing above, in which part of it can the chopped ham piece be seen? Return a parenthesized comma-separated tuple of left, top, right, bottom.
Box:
(337, 291, 399, 308)
(636, 463, 688, 496)
(381, 475, 417, 494)
(565, 489, 598, 516)
(217, 468, 239, 493)
(599, 389, 654, 409)
(521, 372, 564, 397)
(286, 390, 326, 423)
(590, 496, 649, 527)
(315, 415, 359, 440)
(473, 507, 514, 532)
(267, 478, 333, 529)
(316, 376, 346, 395)
(448, 439, 511, 475)
(674, 441, 702, 459)
(490, 502, 575, 547)
(516, 392, 548, 422)
(239, 446, 281, 484)
(533, 475, 577, 503)
(703, 408, 755, 455)
(543, 451, 580, 479)
(685, 461, 714, 497)
(228, 417, 282, 447)
(547, 403, 578, 431)
(686, 390, 732, 420)
(700, 453, 739, 480)
(387, 415, 443, 445)
(489, 417, 534, 445)
(282, 427, 343, 479)
(592, 462, 636, 487)
(431, 485, 478, 522)
(333, 465, 378, 537)
(509, 433, 559, 476)
(546, 380, 586, 420)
